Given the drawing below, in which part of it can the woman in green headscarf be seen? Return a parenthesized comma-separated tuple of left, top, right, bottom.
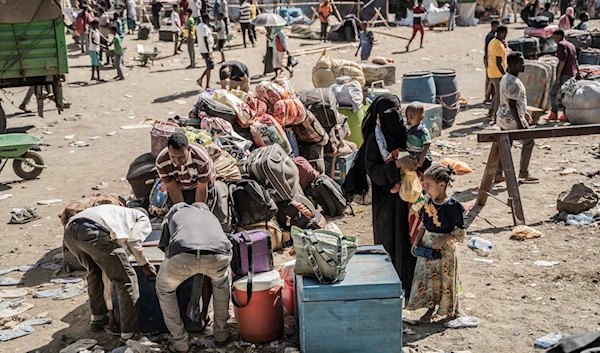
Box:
(269, 26, 293, 77)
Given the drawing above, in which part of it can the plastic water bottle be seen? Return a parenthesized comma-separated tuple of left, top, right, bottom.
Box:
(566, 213, 596, 225)
(469, 237, 493, 251)
(535, 331, 562, 348)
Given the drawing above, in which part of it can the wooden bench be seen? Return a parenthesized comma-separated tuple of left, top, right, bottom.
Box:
(467, 124, 600, 226)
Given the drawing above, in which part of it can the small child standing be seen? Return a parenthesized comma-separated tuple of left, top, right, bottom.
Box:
(375, 102, 431, 194)
(355, 21, 374, 61)
(407, 164, 466, 323)
(88, 19, 101, 81)
(184, 9, 197, 68)
(406, 0, 426, 51)
(215, 13, 227, 63)
(107, 25, 125, 80)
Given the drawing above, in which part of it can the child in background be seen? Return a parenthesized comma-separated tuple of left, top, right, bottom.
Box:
(406, 0, 426, 51)
(88, 19, 101, 81)
(355, 21, 374, 61)
(215, 13, 227, 63)
(184, 8, 197, 68)
(107, 25, 125, 80)
(407, 164, 466, 323)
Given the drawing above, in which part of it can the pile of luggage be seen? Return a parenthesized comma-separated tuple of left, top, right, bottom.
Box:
(126, 74, 358, 249)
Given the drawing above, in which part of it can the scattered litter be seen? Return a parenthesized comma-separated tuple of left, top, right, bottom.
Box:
(475, 68, 483, 71)
(543, 167, 559, 172)
(450, 132, 468, 137)
(128, 114, 135, 120)
(59, 339, 98, 353)
(0, 296, 25, 309)
(50, 278, 82, 284)
(184, 78, 193, 81)
(534, 260, 560, 267)
(566, 213, 596, 225)
(444, 316, 480, 328)
(53, 286, 87, 300)
(535, 331, 562, 348)
(34, 288, 65, 298)
(0, 288, 30, 298)
(38, 199, 63, 205)
(175, 100, 187, 105)
(484, 144, 492, 150)
(64, 135, 74, 140)
(89, 136, 100, 140)
(565, 142, 580, 145)
(593, 182, 600, 188)
(42, 131, 53, 135)
(106, 131, 117, 136)
(41, 262, 62, 271)
(0, 264, 36, 276)
(559, 168, 578, 175)
(538, 145, 552, 150)
(0, 322, 35, 342)
(69, 141, 89, 147)
(557, 183, 599, 214)
(92, 181, 109, 190)
(430, 150, 442, 157)
(9, 208, 40, 224)
(526, 283, 537, 287)
(120, 124, 151, 130)
(511, 225, 544, 240)
(471, 151, 483, 156)
(124, 94, 133, 98)
(0, 194, 13, 200)
(0, 302, 34, 319)
(557, 160, 570, 164)
(422, 57, 432, 61)
(472, 258, 493, 264)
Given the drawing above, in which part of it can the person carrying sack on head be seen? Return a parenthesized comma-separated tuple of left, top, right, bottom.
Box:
(156, 202, 233, 352)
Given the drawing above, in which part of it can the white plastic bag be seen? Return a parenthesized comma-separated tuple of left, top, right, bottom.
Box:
(330, 81, 363, 113)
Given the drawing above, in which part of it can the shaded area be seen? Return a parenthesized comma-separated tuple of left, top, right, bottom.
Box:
(152, 90, 201, 104)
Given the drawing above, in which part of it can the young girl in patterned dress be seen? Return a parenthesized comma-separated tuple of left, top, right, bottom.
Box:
(407, 164, 466, 323)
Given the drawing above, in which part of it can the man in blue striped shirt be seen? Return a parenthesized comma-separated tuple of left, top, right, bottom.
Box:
(238, 0, 255, 47)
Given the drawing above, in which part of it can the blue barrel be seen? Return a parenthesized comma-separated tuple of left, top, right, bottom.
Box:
(579, 49, 600, 65)
(401, 71, 436, 104)
(432, 69, 459, 128)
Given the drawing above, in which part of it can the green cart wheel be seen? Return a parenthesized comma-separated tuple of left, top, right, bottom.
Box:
(13, 151, 44, 180)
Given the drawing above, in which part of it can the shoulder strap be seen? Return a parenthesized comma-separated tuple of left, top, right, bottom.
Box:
(301, 230, 347, 284)
(231, 231, 254, 308)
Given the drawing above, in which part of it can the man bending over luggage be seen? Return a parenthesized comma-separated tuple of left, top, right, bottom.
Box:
(157, 202, 233, 352)
(63, 205, 156, 342)
(220, 60, 250, 92)
(156, 132, 216, 208)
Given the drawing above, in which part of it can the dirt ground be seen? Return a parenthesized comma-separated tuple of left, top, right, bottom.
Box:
(0, 19, 599, 353)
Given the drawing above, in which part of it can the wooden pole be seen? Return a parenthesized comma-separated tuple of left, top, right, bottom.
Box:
(289, 43, 355, 55)
(330, 0, 344, 21)
(370, 28, 409, 40)
(357, 0, 361, 19)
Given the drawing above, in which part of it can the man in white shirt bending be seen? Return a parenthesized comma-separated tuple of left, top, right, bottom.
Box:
(171, 4, 183, 55)
(63, 205, 157, 341)
(196, 14, 215, 88)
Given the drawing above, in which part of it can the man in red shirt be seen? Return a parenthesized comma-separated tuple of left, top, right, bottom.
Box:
(406, 0, 427, 51)
(547, 29, 580, 122)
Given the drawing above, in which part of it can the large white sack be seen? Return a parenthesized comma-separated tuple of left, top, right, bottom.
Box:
(331, 81, 363, 112)
(565, 107, 600, 124)
(425, 3, 451, 26)
(560, 79, 600, 110)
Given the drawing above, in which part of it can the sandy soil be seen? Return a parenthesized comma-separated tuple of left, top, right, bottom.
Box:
(0, 20, 599, 353)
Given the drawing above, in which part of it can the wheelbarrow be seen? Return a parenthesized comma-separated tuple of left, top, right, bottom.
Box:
(137, 44, 159, 66)
(0, 134, 47, 180)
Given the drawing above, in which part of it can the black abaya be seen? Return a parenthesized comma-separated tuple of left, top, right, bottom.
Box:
(364, 133, 417, 299)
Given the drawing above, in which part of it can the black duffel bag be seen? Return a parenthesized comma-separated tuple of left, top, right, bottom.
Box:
(528, 15, 549, 28)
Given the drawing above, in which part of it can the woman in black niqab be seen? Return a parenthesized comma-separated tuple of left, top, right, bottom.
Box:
(344, 93, 427, 299)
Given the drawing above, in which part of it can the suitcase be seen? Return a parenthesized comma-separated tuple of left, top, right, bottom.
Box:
(508, 37, 540, 57)
(528, 15, 550, 28)
(197, 98, 238, 125)
(246, 144, 300, 203)
(324, 151, 357, 186)
(359, 62, 396, 86)
(126, 153, 158, 200)
(137, 24, 150, 40)
(565, 30, 592, 49)
(113, 247, 205, 333)
(591, 32, 600, 49)
(295, 245, 403, 353)
(525, 25, 558, 39)
(150, 120, 181, 158)
(298, 88, 339, 132)
(159, 29, 174, 41)
(579, 49, 600, 65)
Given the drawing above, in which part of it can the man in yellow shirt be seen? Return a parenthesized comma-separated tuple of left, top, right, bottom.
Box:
(487, 25, 508, 123)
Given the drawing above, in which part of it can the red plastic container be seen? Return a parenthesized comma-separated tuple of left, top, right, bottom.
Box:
(233, 270, 284, 343)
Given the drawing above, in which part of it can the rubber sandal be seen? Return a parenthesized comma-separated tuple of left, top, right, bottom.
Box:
(18, 105, 32, 113)
(520, 175, 539, 183)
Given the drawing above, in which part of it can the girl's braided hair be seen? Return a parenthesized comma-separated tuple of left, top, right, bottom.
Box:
(424, 163, 456, 186)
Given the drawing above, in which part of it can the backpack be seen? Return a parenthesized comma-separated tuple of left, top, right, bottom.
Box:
(292, 109, 329, 146)
(308, 174, 348, 217)
(201, 116, 235, 137)
(249, 114, 293, 155)
(299, 88, 339, 131)
(211, 180, 235, 233)
(204, 143, 242, 182)
(299, 144, 325, 174)
(230, 179, 279, 227)
(126, 153, 158, 200)
(237, 218, 284, 251)
(194, 98, 238, 125)
(276, 193, 326, 231)
(293, 156, 320, 190)
(246, 144, 300, 203)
